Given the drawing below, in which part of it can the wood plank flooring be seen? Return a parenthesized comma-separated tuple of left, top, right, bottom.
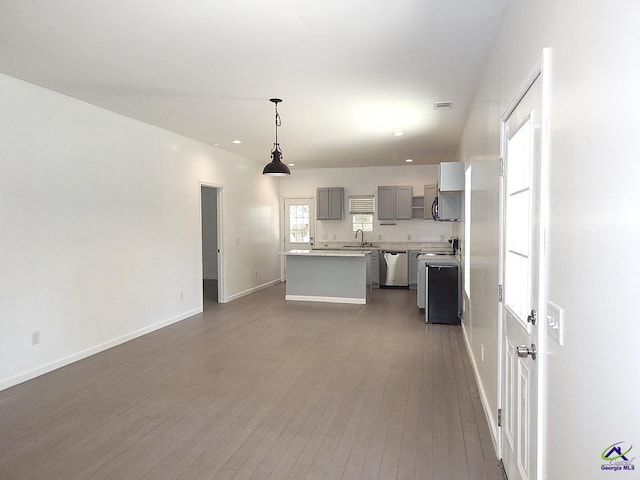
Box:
(0, 283, 503, 479)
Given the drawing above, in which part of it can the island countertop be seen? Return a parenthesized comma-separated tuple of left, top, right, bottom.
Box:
(282, 249, 371, 257)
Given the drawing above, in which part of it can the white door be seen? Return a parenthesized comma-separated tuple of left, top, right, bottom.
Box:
(500, 74, 543, 480)
(283, 198, 315, 252)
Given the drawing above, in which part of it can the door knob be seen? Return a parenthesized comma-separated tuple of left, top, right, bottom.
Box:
(516, 344, 537, 360)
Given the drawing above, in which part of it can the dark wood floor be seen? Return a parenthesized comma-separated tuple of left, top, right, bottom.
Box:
(0, 283, 503, 480)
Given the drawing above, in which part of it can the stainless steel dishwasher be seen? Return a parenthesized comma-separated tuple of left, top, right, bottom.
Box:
(380, 250, 408, 287)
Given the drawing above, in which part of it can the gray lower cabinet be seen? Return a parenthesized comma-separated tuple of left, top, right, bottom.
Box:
(377, 185, 412, 220)
(370, 250, 380, 288)
(317, 187, 344, 220)
(408, 250, 420, 290)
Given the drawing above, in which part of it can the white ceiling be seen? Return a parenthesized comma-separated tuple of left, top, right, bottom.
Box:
(0, 0, 505, 169)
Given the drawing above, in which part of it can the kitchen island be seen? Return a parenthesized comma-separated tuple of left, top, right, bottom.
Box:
(283, 249, 372, 304)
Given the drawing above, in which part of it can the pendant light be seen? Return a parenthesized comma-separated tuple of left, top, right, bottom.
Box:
(262, 98, 291, 176)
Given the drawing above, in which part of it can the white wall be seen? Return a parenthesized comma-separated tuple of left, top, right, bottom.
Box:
(280, 165, 453, 245)
(201, 186, 218, 280)
(458, 1, 640, 477)
(0, 74, 282, 390)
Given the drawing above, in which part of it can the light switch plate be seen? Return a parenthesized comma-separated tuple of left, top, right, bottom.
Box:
(546, 301, 564, 346)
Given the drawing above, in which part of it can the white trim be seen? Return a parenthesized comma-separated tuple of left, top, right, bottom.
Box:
(462, 323, 500, 456)
(0, 308, 201, 392)
(285, 295, 366, 305)
(224, 279, 281, 303)
(199, 182, 225, 302)
(536, 47, 553, 479)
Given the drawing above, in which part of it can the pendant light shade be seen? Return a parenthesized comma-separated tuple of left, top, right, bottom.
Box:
(263, 98, 291, 176)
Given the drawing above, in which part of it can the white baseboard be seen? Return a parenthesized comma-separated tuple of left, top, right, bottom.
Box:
(461, 323, 500, 457)
(0, 307, 202, 392)
(285, 294, 366, 305)
(224, 279, 281, 303)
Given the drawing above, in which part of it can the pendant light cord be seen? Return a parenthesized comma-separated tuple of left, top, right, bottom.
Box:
(274, 102, 281, 146)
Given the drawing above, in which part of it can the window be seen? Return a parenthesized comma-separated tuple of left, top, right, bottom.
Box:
(352, 214, 373, 232)
(348, 195, 375, 232)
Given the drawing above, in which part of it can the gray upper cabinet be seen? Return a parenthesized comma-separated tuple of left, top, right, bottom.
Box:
(438, 162, 464, 191)
(377, 185, 413, 220)
(377, 186, 395, 220)
(317, 187, 344, 220)
(395, 186, 413, 219)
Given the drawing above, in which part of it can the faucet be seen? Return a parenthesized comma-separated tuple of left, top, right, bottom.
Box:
(449, 237, 459, 254)
(355, 228, 365, 246)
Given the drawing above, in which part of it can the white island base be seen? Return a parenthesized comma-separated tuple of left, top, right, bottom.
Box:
(284, 250, 372, 304)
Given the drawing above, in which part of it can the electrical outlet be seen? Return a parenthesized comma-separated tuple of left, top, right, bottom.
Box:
(407, 234, 412, 240)
(378, 235, 382, 240)
(333, 234, 336, 240)
(32, 331, 40, 345)
(546, 301, 564, 346)
(235, 237, 240, 245)
(255, 271, 258, 278)
(179, 291, 184, 301)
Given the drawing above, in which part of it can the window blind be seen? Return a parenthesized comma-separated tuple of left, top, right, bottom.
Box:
(348, 195, 375, 213)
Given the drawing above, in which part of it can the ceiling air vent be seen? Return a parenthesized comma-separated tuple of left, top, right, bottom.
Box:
(434, 101, 453, 110)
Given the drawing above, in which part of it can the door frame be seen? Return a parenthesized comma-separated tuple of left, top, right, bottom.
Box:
(281, 196, 316, 280)
(497, 48, 552, 478)
(200, 182, 225, 303)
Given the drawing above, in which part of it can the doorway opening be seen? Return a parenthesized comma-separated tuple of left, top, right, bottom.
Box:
(201, 184, 223, 308)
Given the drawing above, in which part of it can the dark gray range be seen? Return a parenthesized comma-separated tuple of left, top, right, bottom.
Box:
(417, 254, 461, 324)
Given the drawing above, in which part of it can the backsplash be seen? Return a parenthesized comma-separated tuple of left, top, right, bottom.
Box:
(315, 217, 453, 244)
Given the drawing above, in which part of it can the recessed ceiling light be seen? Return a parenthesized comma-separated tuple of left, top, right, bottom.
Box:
(405, 158, 414, 163)
(392, 132, 404, 137)
(288, 163, 295, 167)
(232, 139, 242, 144)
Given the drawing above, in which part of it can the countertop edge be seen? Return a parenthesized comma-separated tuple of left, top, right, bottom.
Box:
(281, 249, 372, 257)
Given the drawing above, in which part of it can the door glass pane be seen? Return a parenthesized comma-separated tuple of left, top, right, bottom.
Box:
(289, 205, 310, 243)
(505, 117, 533, 323)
